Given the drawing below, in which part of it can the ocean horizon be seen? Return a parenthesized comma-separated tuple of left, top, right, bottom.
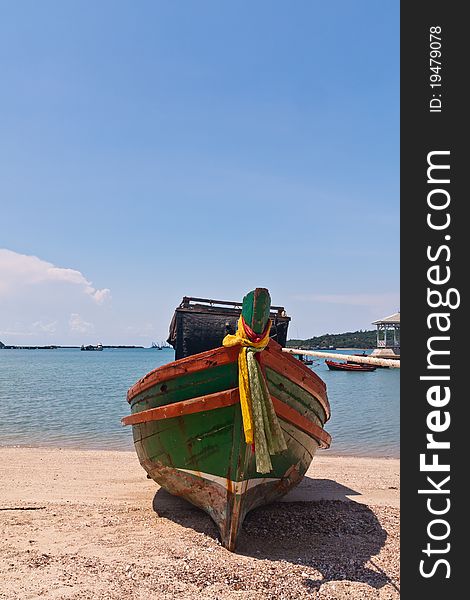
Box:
(0, 347, 399, 458)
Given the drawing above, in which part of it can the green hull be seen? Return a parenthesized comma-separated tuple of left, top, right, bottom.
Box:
(126, 343, 330, 550)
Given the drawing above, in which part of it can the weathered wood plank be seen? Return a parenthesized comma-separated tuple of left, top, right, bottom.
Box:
(264, 367, 326, 425)
(122, 388, 239, 426)
(127, 345, 239, 402)
(241, 288, 271, 334)
(261, 342, 331, 420)
(273, 396, 331, 449)
(125, 385, 330, 449)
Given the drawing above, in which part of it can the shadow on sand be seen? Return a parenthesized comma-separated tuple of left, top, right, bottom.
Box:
(152, 475, 393, 591)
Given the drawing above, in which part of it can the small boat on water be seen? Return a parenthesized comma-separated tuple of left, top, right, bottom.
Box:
(293, 353, 314, 366)
(123, 288, 331, 551)
(325, 359, 376, 372)
(80, 343, 103, 351)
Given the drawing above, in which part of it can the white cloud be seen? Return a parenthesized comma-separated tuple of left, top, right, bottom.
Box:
(32, 320, 58, 334)
(0, 328, 35, 337)
(0, 248, 111, 304)
(69, 313, 94, 334)
(89, 288, 111, 304)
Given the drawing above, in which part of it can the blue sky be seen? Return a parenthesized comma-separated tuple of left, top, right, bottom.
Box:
(0, 1, 399, 345)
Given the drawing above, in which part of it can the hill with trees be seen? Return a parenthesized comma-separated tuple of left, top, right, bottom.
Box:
(287, 329, 376, 349)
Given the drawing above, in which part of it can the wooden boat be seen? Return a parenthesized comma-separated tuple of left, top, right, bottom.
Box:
(325, 359, 376, 372)
(80, 343, 103, 351)
(293, 353, 314, 366)
(122, 289, 330, 551)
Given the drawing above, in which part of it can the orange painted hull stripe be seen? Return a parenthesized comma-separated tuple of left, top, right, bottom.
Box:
(122, 388, 239, 426)
(122, 387, 331, 448)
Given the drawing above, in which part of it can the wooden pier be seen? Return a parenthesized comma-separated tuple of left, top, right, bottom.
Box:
(282, 348, 400, 369)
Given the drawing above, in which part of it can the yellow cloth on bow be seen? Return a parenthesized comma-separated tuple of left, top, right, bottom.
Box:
(222, 318, 271, 444)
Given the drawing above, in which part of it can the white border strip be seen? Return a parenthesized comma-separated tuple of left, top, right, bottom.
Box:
(176, 468, 280, 495)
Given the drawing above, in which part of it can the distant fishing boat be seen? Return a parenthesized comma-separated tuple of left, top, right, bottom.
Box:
(123, 288, 331, 551)
(293, 352, 313, 366)
(325, 359, 376, 372)
(80, 343, 103, 351)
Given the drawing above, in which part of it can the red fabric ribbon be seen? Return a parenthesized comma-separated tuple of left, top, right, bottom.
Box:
(240, 316, 271, 344)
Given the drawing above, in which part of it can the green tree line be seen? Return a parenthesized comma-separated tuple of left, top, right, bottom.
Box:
(287, 329, 377, 349)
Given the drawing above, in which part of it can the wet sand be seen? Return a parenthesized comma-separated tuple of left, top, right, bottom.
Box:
(0, 448, 399, 599)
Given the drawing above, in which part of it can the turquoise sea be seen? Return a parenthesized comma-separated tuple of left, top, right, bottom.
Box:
(0, 348, 399, 458)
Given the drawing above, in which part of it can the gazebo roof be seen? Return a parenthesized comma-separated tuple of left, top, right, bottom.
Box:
(372, 312, 400, 325)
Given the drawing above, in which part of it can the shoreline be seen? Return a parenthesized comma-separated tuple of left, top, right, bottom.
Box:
(0, 443, 400, 461)
(0, 447, 399, 598)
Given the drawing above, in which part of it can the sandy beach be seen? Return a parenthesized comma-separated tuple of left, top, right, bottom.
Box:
(0, 448, 399, 599)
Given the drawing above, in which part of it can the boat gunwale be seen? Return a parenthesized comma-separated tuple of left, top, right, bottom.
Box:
(127, 341, 330, 422)
(127, 344, 239, 402)
(127, 340, 331, 422)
